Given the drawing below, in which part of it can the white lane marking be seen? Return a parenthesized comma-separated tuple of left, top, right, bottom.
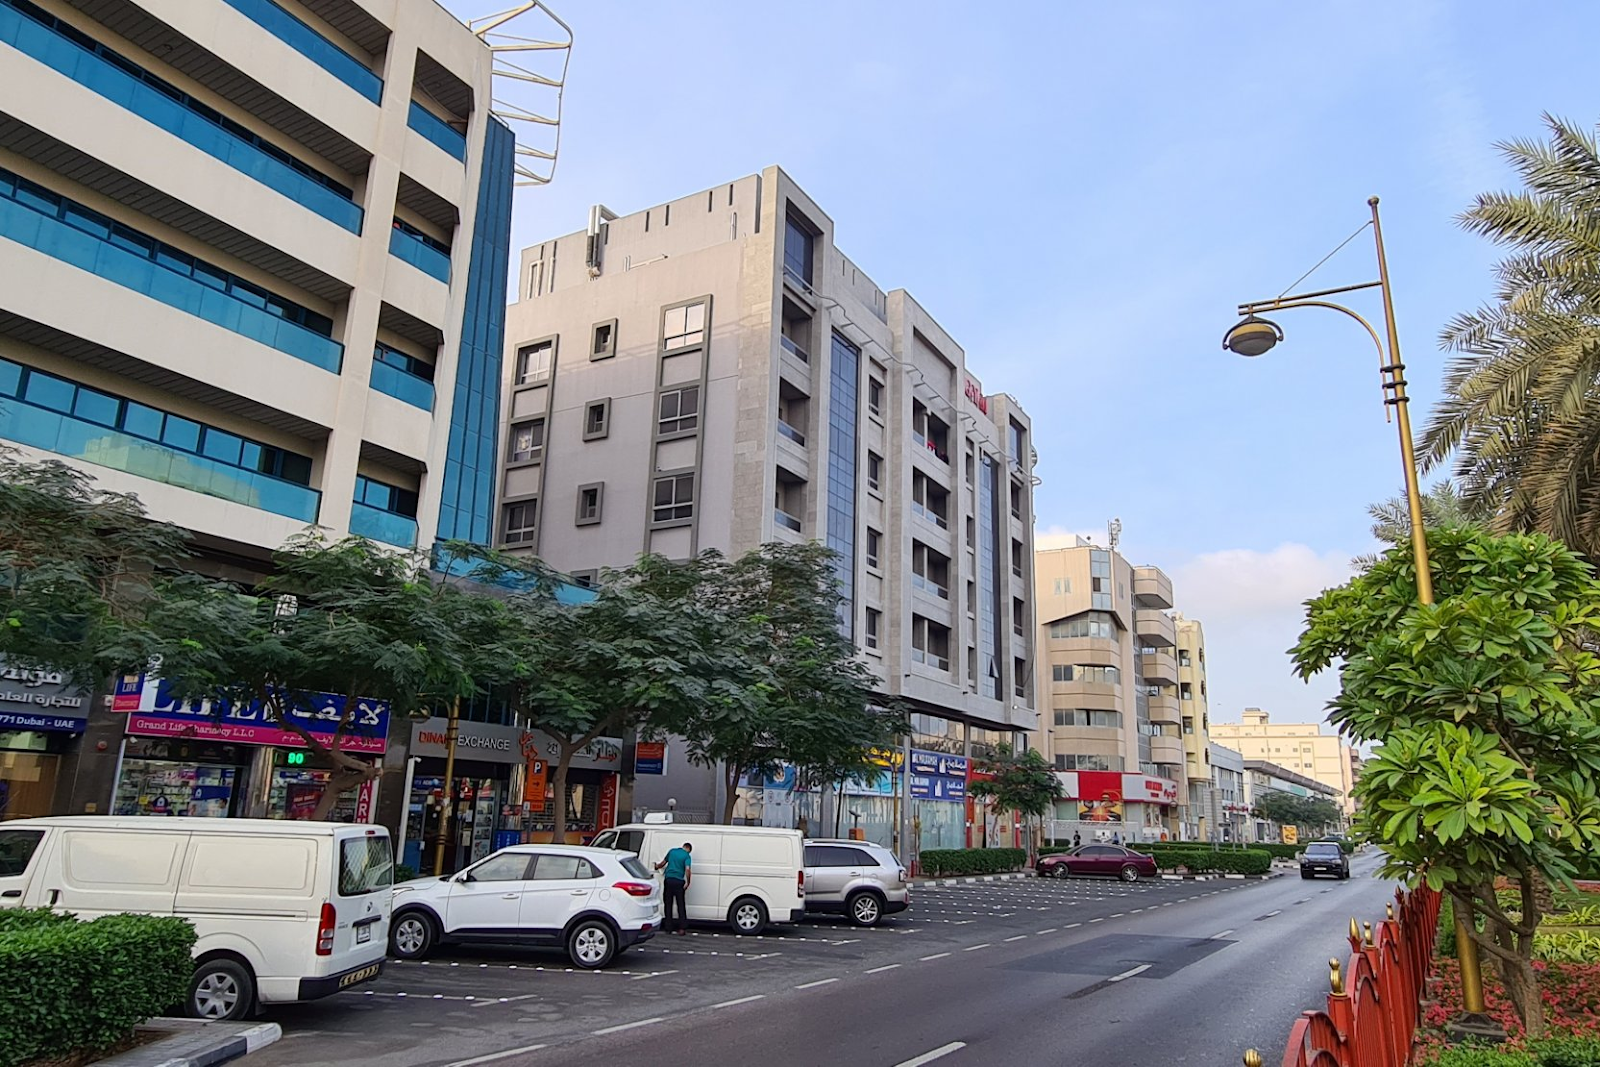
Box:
(795, 978, 839, 989)
(1065, 922, 1083, 928)
(865, 963, 902, 974)
(1110, 913, 1125, 918)
(963, 943, 991, 952)
(710, 995, 766, 1009)
(1088, 918, 1104, 923)
(920, 952, 952, 961)
(470, 994, 540, 1008)
(445, 1044, 549, 1066)
(592, 1017, 665, 1035)
(1038, 928, 1058, 934)
(1108, 964, 1151, 983)
(893, 1041, 969, 1067)
(629, 970, 678, 981)
(1004, 935, 1028, 942)
(1212, 930, 1235, 940)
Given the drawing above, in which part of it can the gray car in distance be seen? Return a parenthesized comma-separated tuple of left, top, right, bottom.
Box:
(802, 840, 910, 927)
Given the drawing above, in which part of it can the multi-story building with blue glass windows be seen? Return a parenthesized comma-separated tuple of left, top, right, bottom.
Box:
(0, 0, 542, 824)
(497, 167, 1039, 859)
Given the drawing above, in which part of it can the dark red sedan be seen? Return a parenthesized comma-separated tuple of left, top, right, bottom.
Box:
(1036, 844, 1158, 882)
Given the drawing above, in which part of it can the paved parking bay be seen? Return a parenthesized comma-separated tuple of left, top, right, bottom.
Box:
(249, 872, 1280, 1067)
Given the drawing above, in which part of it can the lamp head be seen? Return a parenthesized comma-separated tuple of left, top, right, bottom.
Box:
(1222, 316, 1283, 357)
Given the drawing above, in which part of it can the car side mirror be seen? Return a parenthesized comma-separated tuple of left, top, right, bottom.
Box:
(455, 873, 474, 884)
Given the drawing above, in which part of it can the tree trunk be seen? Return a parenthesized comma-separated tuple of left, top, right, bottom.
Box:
(309, 768, 373, 821)
(550, 748, 574, 845)
(721, 763, 741, 825)
(1463, 878, 1546, 1039)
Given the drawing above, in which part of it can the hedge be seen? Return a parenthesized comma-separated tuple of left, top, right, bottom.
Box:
(919, 848, 1027, 877)
(0, 910, 197, 1067)
(1048, 839, 1305, 860)
(1150, 847, 1273, 875)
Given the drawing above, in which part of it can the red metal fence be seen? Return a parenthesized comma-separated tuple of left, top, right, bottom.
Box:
(1249, 886, 1442, 1067)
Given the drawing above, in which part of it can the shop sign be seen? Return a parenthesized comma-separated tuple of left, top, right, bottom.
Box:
(124, 674, 389, 753)
(0, 660, 89, 733)
(634, 741, 667, 775)
(353, 779, 376, 824)
(522, 759, 547, 804)
(598, 774, 618, 832)
(1122, 773, 1179, 806)
(964, 376, 988, 414)
(866, 746, 904, 770)
(409, 719, 622, 771)
(909, 750, 967, 779)
(909, 749, 967, 801)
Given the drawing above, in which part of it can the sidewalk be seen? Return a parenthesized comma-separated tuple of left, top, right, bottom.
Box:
(95, 1019, 281, 1067)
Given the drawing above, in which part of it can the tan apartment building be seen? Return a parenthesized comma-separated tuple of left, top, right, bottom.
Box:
(496, 166, 1039, 859)
(1210, 708, 1356, 815)
(1033, 539, 1186, 839)
(1174, 613, 1212, 839)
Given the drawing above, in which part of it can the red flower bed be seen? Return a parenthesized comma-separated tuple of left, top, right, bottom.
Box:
(1415, 958, 1600, 1059)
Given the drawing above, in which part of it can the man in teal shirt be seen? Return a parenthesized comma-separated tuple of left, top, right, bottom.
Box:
(654, 842, 692, 935)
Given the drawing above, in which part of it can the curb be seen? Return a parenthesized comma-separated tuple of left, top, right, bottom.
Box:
(96, 1020, 281, 1067)
(913, 872, 1033, 887)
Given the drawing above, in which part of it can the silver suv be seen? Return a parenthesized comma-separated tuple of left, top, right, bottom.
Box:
(803, 840, 909, 927)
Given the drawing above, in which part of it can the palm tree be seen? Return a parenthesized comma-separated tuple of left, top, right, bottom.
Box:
(1420, 114, 1600, 558)
(1351, 481, 1488, 569)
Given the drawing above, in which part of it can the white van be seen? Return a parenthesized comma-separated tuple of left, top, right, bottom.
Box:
(0, 817, 392, 1020)
(590, 821, 805, 935)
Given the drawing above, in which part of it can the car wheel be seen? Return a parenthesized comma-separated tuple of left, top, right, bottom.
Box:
(188, 958, 254, 1021)
(568, 919, 616, 969)
(390, 911, 436, 960)
(1119, 864, 1140, 883)
(847, 891, 884, 928)
(729, 897, 769, 936)
(1300, 871, 1313, 880)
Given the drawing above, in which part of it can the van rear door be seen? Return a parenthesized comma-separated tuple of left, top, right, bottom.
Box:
(328, 829, 392, 973)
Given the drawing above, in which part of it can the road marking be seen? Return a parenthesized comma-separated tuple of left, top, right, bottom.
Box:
(1211, 930, 1235, 940)
(445, 1044, 549, 1066)
(893, 1041, 968, 1067)
(795, 978, 839, 989)
(1038, 928, 1058, 934)
(1088, 917, 1104, 923)
(470, 994, 540, 1008)
(920, 952, 952, 961)
(1065, 922, 1082, 928)
(1256, 910, 1282, 921)
(1108, 964, 1151, 983)
(710, 995, 766, 1009)
(629, 970, 678, 981)
(593, 1017, 666, 1035)
(866, 963, 903, 974)
(1110, 913, 1125, 918)
(963, 943, 991, 951)
(1004, 934, 1028, 942)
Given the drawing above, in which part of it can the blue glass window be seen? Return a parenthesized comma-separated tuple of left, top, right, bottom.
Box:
(407, 101, 467, 162)
(215, 0, 383, 105)
(161, 415, 201, 452)
(201, 429, 244, 466)
(827, 331, 859, 638)
(389, 219, 451, 283)
(24, 372, 73, 413)
(122, 401, 163, 441)
(72, 386, 119, 427)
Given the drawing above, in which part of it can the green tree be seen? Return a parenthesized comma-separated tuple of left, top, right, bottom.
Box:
(969, 744, 1063, 854)
(152, 537, 534, 819)
(1352, 481, 1489, 569)
(1420, 114, 1600, 558)
(0, 452, 188, 682)
(1251, 791, 1341, 836)
(1292, 527, 1600, 1036)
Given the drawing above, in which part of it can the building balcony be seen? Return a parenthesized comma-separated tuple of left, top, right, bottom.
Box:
(0, 0, 364, 235)
(1141, 649, 1179, 686)
(774, 508, 802, 533)
(389, 223, 451, 283)
(910, 500, 950, 531)
(407, 100, 467, 162)
(779, 334, 809, 364)
(0, 174, 343, 374)
(1133, 566, 1174, 609)
(369, 351, 435, 411)
(219, 0, 383, 104)
(1147, 691, 1182, 726)
(1134, 608, 1176, 647)
(349, 501, 417, 548)
(911, 572, 950, 601)
(1150, 734, 1185, 766)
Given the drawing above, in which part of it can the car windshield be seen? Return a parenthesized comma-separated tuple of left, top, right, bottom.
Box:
(1307, 844, 1342, 857)
(621, 856, 653, 879)
(339, 835, 394, 896)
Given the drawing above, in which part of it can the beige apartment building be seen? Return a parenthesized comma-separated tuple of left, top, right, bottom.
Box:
(1174, 613, 1212, 838)
(1210, 708, 1357, 815)
(1033, 539, 1188, 839)
(497, 166, 1039, 857)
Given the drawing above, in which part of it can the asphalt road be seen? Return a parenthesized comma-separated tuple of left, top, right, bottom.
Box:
(250, 853, 1395, 1067)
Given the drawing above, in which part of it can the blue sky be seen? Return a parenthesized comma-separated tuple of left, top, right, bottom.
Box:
(470, 0, 1600, 726)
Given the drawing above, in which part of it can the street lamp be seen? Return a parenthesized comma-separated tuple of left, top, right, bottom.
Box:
(1225, 197, 1494, 1036)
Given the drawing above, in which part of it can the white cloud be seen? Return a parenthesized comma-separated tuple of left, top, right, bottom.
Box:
(1170, 543, 1354, 620)
(1035, 525, 1101, 550)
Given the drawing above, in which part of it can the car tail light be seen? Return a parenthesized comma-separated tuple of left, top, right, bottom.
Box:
(898, 869, 908, 885)
(797, 870, 805, 897)
(317, 902, 336, 956)
(613, 881, 654, 898)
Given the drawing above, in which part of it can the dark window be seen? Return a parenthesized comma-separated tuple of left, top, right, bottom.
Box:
(467, 853, 536, 882)
(508, 419, 545, 463)
(658, 386, 700, 435)
(653, 474, 695, 523)
(532, 855, 600, 880)
(0, 830, 45, 877)
(865, 608, 881, 650)
(591, 320, 616, 360)
(576, 483, 603, 525)
(584, 399, 611, 440)
(784, 212, 814, 286)
(338, 836, 394, 896)
(866, 528, 881, 570)
(72, 387, 120, 427)
(868, 378, 884, 416)
(504, 502, 539, 544)
(615, 830, 645, 855)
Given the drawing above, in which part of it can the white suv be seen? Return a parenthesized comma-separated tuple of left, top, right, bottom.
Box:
(389, 844, 660, 969)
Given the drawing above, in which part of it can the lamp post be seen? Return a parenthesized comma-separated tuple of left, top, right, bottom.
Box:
(1224, 197, 1496, 1038)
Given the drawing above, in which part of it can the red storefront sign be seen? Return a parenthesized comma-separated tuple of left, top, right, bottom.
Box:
(597, 773, 618, 833)
(964, 376, 988, 414)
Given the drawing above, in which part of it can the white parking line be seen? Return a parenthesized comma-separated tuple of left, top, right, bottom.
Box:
(445, 1044, 549, 1066)
(1108, 964, 1151, 983)
(593, 1018, 665, 1035)
(1065, 922, 1082, 928)
(1212, 930, 1235, 940)
(629, 970, 678, 981)
(470, 994, 540, 1008)
(893, 1041, 968, 1067)
(963, 943, 991, 952)
(866, 963, 902, 974)
(1038, 928, 1058, 934)
(1003, 935, 1028, 942)
(795, 978, 839, 989)
(710, 995, 766, 1009)
(920, 952, 952, 961)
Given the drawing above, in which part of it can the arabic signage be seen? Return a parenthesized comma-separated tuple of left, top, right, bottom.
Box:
(964, 376, 988, 415)
(1055, 770, 1179, 809)
(0, 661, 89, 733)
(634, 741, 667, 775)
(123, 674, 390, 753)
(909, 749, 968, 802)
(409, 719, 622, 770)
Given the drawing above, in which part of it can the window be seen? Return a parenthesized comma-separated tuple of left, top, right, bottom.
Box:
(1183, 717, 1195, 734)
(1053, 709, 1121, 728)
(1180, 682, 1193, 700)
(583, 398, 611, 441)
(867, 377, 884, 417)
(466, 853, 535, 882)
(576, 482, 604, 526)
(1051, 664, 1120, 684)
(867, 451, 882, 493)
(570, 570, 598, 588)
(531, 855, 600, 880)
(508, 419, 545, 463)
(658, 386, 700, 435)
(662, 301, 707, 350)
(591, 319, 617, 360)
(355, 474, 418, 517)
(339, 837, 394, 895)
(503, 501, 538, 544)
(784, 211, 814, 286)
(1052, 578, 1071, 596)
(866, 528, 881, 570)
(911, 615, 951, 671)
(1048, 614, 1114, 640)
(865, 608, 880, 650)
(1014, 656, 1028, 698)
(1053, 753, 1123, 771)
(653, 473, 695, 523)
(515, 341, 553, 384)
(0, 830, 44, 877)
(1012, 598, 1026, 636)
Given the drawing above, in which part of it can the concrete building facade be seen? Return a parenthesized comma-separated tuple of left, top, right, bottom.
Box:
(0, 0, 529, 827)
(1033, 540, 1187, 839)
(1210, 708, 1356, 816)
(496, 166, 1039, 856)
(1174, 613, 1212, 839)
(1204, 742, 1248, 843)
(1242, 758, 1344, 843)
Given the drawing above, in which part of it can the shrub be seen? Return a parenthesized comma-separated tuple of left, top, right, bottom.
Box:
(918, 848, 1027, 877)
(1420, 1048, 1538, 1067)
(0, 907, 75, 935)
(395, 864, 419, 883)
(1533, 930, 1600, 965)
(0, 913, 196, 1067)
(1530, 1036, 1600, 1067)
(1149, 847, 1272, 876)
(1546, 905, 1600, 927)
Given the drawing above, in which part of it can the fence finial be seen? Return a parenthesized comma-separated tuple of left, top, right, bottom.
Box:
(1387, 902, 1395, 921)
(1363, 920, 1375, 947)
(1349, 917, 1360, 942)
(1329, 957, 1345, 995)
(1243, 1051, 1263, 1067)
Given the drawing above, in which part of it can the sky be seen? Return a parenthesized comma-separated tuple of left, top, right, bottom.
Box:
(462, 0, 1600, 727)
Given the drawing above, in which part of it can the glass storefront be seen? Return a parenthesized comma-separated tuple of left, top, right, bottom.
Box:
(912, 798, 964, 851)
(0, 732, 60, 821)
(266, 767, 364, 822)
(113, 758, 242, 817)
